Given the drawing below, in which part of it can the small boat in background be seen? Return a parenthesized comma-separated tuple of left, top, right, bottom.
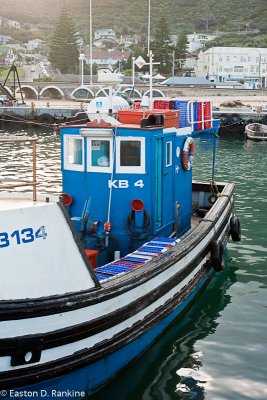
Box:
(245, 123, 267, 141)
(0, 99, 241, 397)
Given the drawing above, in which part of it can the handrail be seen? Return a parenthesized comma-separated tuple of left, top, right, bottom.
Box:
(0, 136, 38, 201)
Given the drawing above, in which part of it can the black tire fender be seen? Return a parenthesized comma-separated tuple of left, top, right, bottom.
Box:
(220, 114, 229, 125)
(230, 215, 241, 242)
(229, 113, 241, 124)
(210, 240, 225, 272)
(37, 113, 54, 124)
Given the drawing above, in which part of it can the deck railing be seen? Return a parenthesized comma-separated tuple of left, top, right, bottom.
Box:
(0, 136, 38, 201)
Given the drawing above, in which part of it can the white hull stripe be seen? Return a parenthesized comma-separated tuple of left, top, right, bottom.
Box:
(0, 203, 232, 339)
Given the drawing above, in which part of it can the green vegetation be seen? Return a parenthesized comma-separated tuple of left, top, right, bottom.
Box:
(0, 66, 23, 80)
(48, 6, 79, 74)
(151, 15, 174, 74)
(0, 0, 266, 42)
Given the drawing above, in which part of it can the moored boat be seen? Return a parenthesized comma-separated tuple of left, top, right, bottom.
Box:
(0, 103, 241, 397)
(245, 122, 267, 141)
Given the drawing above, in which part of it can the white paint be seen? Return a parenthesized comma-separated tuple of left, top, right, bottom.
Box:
(0, 212, 231, 372)
(0, 201, 232, 340)
(0, 255, 209, 371)
(0, 202, 96, 300)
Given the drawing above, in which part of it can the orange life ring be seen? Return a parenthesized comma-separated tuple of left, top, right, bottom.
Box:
(182, 137, 194, 171)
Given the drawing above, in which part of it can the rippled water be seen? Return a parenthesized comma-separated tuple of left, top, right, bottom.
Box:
(1, 126, 267, 400)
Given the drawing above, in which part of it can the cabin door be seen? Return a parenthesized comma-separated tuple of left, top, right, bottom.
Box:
(155, 137, 175, 230)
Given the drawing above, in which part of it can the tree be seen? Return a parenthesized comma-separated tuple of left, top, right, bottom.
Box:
(151, 15, 174, 74)
(174, 30, 188, 73)
(48, 5, 79, 74)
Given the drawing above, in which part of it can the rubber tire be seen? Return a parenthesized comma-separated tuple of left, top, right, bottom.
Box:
(220, 114, 229, 125)
(230, 215, 241, 242)
(37, 113, 54, 124)
(229, 113, 241, 124)
(210, 240, 225, 272)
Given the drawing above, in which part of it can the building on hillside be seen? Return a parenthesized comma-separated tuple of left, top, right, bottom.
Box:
(118, 34, 140, 47)
(84, 48, 131, 67)
(195, 47, 267, 88)
(0, 35, 13, 45)
(187, 33, 218, 53)
(7, 19, 21, 30)
(94, 29, 116, 42)
(0, 44, 26, 65)
(26, 39, 45, 51)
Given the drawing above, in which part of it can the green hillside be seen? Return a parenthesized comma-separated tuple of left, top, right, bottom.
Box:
(0, 0, 266, 39)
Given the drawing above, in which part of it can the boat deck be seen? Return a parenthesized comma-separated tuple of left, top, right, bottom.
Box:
(94, 214, 203, 282)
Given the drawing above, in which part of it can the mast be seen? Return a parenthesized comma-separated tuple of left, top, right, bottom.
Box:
(148, 0, 151, 55)
(89, 0, 93, 85)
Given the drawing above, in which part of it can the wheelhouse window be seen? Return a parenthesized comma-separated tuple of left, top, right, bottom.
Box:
(87, 138, 113, 172)
(116, 137, 145, 174)
(64, 136, 84, 171)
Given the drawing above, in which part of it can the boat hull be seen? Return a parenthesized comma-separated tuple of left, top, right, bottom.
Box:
(4, 268, 214, 399)
(245, 123, 267, 141)
(0, 182, 234, 396)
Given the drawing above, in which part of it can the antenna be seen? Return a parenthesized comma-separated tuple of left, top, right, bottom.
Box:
(148, 0, 151, 55)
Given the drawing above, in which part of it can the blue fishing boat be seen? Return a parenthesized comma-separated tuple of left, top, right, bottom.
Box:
(0, 100, 241, 398)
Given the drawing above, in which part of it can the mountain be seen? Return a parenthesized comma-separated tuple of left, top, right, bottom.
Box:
(0, 0, 266, 38)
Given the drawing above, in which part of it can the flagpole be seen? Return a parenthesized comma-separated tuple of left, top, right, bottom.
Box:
(89, 0, 93, 85)
(148, 0, 151, 55)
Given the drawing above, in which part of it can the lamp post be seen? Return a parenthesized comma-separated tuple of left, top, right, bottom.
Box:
(79, 53, 86, 86)
(132, 56, 136, 89)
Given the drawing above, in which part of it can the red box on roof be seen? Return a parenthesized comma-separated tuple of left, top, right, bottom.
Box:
(118, 109, 180, 128)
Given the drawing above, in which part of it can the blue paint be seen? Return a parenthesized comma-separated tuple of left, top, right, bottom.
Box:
(9, 268, 214, 399)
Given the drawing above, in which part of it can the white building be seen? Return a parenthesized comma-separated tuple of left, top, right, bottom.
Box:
(7, 19, 21, 30)
(26, 39, 45, 51)
(195, 47, 267, 88)
(118, 34, 140, 47)
(187, 33, 218, 53)
(94, 29, 116, 42)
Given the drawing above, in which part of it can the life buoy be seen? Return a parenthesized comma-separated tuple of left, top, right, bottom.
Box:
(210, 240, 225, 272)
(182, 137, 194, 171)
(230, 215, 241, 242)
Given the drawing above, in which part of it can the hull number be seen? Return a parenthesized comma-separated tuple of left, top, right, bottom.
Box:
(0, 226, 47, 248)
(108, 179, 144, 189)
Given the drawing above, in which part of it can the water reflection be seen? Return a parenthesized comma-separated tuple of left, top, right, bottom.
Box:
(0, 127, 61, 195)
(1, 128, 267, 399)
(92, 264, 238, 400)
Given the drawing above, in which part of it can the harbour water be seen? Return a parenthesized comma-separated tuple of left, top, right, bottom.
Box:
(0, 126, 266, 400)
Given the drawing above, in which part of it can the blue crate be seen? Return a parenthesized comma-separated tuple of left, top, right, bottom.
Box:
(97, 264, 133, 275)
(96, 273, 111, 281)
(139, 246, 165, 253)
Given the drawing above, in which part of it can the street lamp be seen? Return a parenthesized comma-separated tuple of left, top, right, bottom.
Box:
(132, 56, 136, 89)
(79, 53, 86, 86)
